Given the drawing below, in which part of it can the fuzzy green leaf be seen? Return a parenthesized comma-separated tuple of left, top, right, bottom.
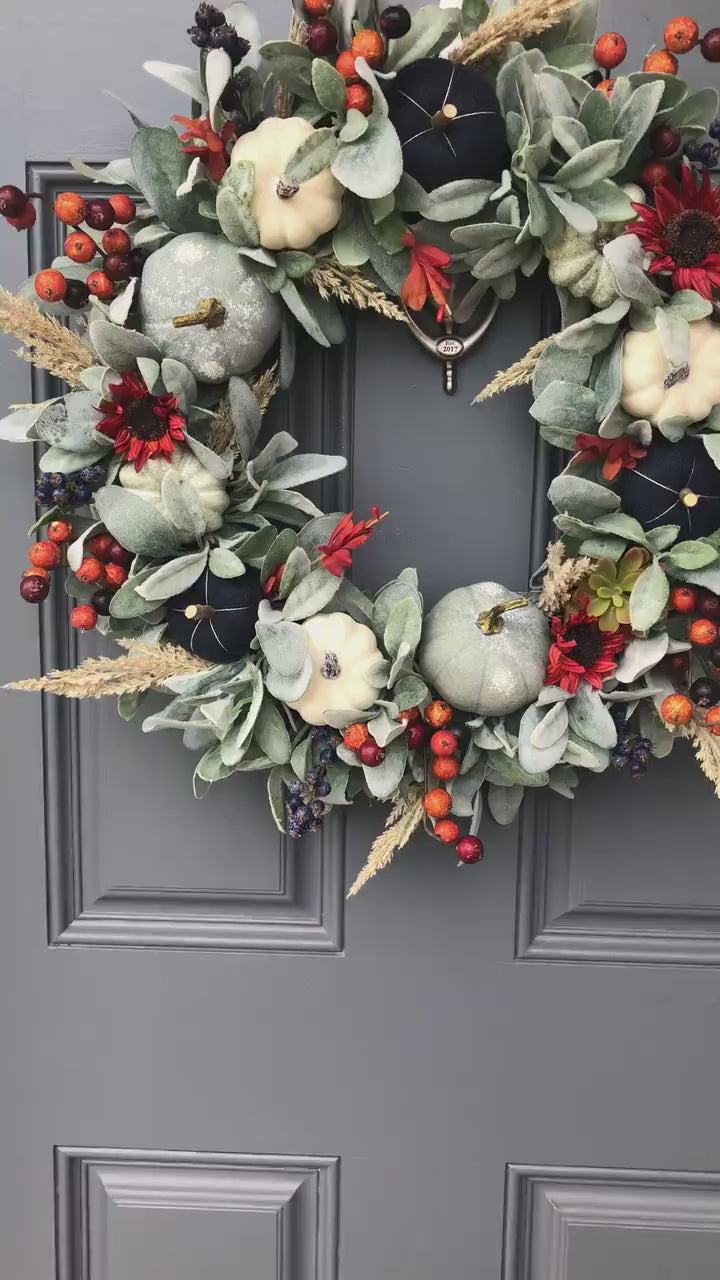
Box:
(629, 558, 669, 632)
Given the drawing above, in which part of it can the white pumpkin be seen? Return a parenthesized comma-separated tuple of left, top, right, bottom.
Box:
(119, 446, 229, 534)
(621, 318, 720, 428)
(288, 613, 384, 726)
(546, 226, 620, 309)
(418, 583, 550, 717)
(231, 117, 344, 251)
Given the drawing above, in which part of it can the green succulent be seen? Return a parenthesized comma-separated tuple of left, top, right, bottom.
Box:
(586, 548, 646, 632)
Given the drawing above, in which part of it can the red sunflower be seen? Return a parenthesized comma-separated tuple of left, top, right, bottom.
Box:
(546, 609, 626, 695)
(631, 164, 720, 300)
(97, 372, 186, 471)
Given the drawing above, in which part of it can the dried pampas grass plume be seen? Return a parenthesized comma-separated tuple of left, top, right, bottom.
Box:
(538, 540, 596, 616)
(0, 286, 95, 385)
(348, 788, 425, 896)
(681, 723, 720, 799)
(474, 336, 555, 402)
(6, 642, 208, 700)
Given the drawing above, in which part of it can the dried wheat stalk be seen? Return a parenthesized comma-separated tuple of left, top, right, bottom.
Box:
(276, 12, 307, 117)
(6, 643, 208, 700)
(0, 286, 95, 385)
(538, 540, 595, 616)
(474, 336, 555, 403)
(210, 364, 280, 453)
(453, 0, 578, 65)
(681, 724, 720, 800)
(309, 261, 406, 323)
(348, 789, 424, 897)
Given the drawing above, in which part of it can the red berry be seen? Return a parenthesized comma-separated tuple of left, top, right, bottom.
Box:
(0, 184, 28, 217)
(664, 16, 699, 54)
(104, 562, 128, 587)
(664, 651, 690, 676)
(593, 31, 627, 70)
(596, 79, 616, 97)
(641, 159, 673, 188)
(76, 556, 105, 584)
(434, 818, 461, 845)
(103, 251, 129, 281)
(425, 700, 453, 729)
(306, 17, 338, 55)
(86, 270, 114, 299)
(20, 573, 50, 603)
(698, 590, 720, 621)
(336, 50, 359, 81)
(671, 585, 697, 613)
(85, 532, 114, 559)
(705, 706, 720, 735)
(456, 836, 484, 864)
(54, 192, 87, 225)
(7, 204, 37, 230)
(303, 0, 330, 14)
(432, 756, 460, 781)
(660, 692, 693, 725)
(405, 721, 428, 750)
(108, 194, 136, 224)
(28, 539, 62, 569)
(424, 788, 452, 819)
(107, 540, 133, 567)
(102, 227, 131, 254)
(652, 125, 681, 157)
(351, 28, 386, 67)
(702, 28, 720, 61)
(399, 706, 420, 723)
(690, 618, 719, 647)
(359, 739, 386, 767)
(430, 729, 458, 757)
(22, 566, 50, 581)
(47, 519, 73, 544)
(65, 230, 97, 263)
(34, 269, 67, 303)
(345, 83, 373, 115)
(643, 49, 679, 74)
(84, 198, 114, 231)
(71, 604, 98, 631)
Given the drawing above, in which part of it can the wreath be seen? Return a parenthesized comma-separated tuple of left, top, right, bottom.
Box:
(2, 0, 720, 892)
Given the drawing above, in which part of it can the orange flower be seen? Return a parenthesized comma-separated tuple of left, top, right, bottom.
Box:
(173, 115, 237, 183)
(400, 230, 452, 317)
(573, 433, 647, 482)
(316, 507, 388, 577)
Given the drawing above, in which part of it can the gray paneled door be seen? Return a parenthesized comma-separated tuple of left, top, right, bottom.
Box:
(2, 2, 720, 1278)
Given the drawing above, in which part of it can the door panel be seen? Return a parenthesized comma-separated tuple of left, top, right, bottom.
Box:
(2, 3, 720, 1280)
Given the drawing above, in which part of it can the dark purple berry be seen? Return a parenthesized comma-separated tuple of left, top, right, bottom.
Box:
(315, 779, 331, 797)
(306, 18, 338, 55)
(310, 800, 326, 817)
(0, 184, 28, 218)
(20, 573, 50, 603)
(690, 677, 720, 708)
(710, 119, 720, 141)
(379, 4, 411, 38)
(64, 278, 89, 309)
(72, 485, 92, 504)
(319, 745, 335, 763)
(126, 247, 150, 277)
(90, 587, 115, 616)
(294, 804, 312, 825)
(84, 198, 114, 231)
(104, 252, 129, 281)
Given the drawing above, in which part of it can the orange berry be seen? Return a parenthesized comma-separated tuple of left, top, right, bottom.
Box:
(430, 729, 458, 757)
(22, 566, 50, 581)
(671, 585, 697, 613)
(660, 693, 694, 726)
(336, 49, 359, 80)
(425, 700, 453, 729)
(690, 618, 719, 647)
(641, 159, 672, 187)
(76, 556, 105, 584)
(86, 270, 114, 299)
(704, 706, 720, 736)
(596, 78, 616, 96)
(345, 83, 373, 115)
(432, 756, 461, 781)
(399, 706, 420, 723)
(351, 28, 386, 67)
(47, 519, 73, 544)
(664, 16, 699, 54)
(54, 191, 87, 225)
(343, 722, 370, 752)
(71, 604, 98, 631)
(102, 227, 131, 254)
(104, 562, 128, 587)
(34, 268, 67, 303)
(424, 788, 452, 819)
(434, 818, 461, 845)
(28, 539, 62, 569)
(303, 0, 330, 14)
(643, 48, 679, 74)
(64, 230, 97, 263)
(593, 31, 627, 70)
(108, 193, 136, 224)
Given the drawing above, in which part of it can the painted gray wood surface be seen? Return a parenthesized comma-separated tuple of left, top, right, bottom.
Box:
(2, 2, 720, 1278)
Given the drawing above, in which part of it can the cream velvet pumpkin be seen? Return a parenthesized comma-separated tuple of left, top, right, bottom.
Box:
(119, 447, 229, 534)
(621, 319, 720, 428)
(231, 117, 344, 251)
(288, 612, 383, 725)
(418, 583, 550, 717)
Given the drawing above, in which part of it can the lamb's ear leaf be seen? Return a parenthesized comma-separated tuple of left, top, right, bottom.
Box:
(629, 559, 670, 632)
(129, 126, 207, 233)
(94, 485, 181, 558)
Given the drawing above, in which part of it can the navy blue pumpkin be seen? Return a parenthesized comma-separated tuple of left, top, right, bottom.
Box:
(165, 567, 263, 663)
(386, 58, 508, 192)
(614, 434, 720, 541)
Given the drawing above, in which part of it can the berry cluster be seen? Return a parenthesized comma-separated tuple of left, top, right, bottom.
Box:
(342, 720, 386, 767)
(71, 532, 133, 632)
(301, 2, 412, 117)
(610, 722, 654, 780)
(0, 184, 40, 232)
(659, 586, 720, 735)
(285, 727, 338, 838)
(685, 119, 720, 170)
(414, 700, 483, 864)
(31, 191, 146, 311)
(20, 518, 74, 605)
(188, 4, 251, 63)
(35, 465, 105, 510)
(592, 19, 720, 99)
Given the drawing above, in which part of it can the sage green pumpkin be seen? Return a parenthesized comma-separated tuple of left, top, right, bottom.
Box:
(418, 583, 550, 717)
(545, 226, 619, 309)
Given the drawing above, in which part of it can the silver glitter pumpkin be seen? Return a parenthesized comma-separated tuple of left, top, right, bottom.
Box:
(418, 583, 550, 717)
(139, 233, 281, 384)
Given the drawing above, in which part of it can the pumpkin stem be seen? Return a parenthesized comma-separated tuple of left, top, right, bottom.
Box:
(476, 596, 529, 635)
(183, 604, 216, 621)
(276, 177, 300, 200)
(431, 103, 458, 130)
(664, 363, 690, 390)
(172, 298, 226, 330)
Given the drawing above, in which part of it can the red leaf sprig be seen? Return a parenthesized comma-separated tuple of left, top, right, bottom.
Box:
(173, 115, 237, 183)
(401, 230, 452, 321)
(315, 507, 389, 577)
